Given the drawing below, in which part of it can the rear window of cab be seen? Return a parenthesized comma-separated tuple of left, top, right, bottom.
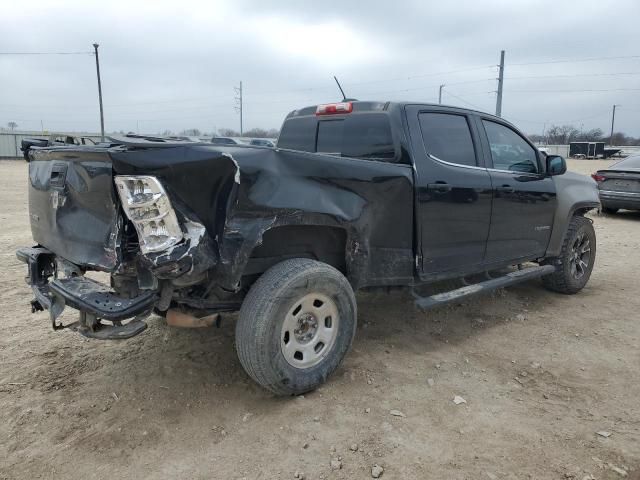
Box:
(277, 113, 396, 161)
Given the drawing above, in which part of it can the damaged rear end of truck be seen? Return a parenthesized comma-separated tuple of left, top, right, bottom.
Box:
(17, 139, 242, 339)
(17, 126, 415, 344)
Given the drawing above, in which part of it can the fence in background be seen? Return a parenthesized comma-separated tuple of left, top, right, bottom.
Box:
(0, 131, 103, 159)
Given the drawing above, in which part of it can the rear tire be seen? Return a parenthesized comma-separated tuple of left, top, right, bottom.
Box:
(542, 215, 596, 294)
(602, 207, 618, 215)
(236, 258, 357, 396)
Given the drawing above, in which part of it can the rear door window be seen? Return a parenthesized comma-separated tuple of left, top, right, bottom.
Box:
(418, 112, 477, 167)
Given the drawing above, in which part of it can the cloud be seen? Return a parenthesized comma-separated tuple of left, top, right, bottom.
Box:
(1, 0, 639, 136)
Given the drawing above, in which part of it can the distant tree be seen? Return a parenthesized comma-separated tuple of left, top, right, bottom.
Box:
(609, 132, 639, 146)
(574, 128, 604, 142)
(180, 128, 201, 137)
(266, 128, 280, 138)
(546, 125, 580, 144)
(242, 128, 269, 138)
(528, 133, 545, 143)
(218, 128, 240, 137)
(7, 121, 18, 131)
(162, 129, 174, 136)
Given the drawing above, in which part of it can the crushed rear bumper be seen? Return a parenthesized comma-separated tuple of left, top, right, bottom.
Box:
(16, 246, 157, 339)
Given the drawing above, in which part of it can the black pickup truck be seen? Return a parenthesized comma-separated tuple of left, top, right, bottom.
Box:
(17, 101, 600, 395)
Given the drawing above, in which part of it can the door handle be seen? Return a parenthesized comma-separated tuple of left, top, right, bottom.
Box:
(427, 183, 452, 193)
(496, 185, 515, 193)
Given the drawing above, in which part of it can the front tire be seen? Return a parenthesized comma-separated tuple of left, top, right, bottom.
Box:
(542, 215, 596, 294)
(236, 259, 357, 396)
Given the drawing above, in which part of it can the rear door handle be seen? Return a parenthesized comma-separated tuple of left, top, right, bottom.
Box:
(427, 183, 452, 193)
(496, 185, 515, 193)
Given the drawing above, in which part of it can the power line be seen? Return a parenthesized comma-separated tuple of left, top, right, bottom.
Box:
(0, 51, 93, 55)
(508, 88, 640, 93)
(441, 90, 485, 110)
(506, 109, 612, 126)
(509, 54, 640, 66)
(506, 71, 640, 80)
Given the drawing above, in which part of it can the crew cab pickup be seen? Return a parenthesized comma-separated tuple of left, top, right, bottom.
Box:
(17, 101, 600, 395)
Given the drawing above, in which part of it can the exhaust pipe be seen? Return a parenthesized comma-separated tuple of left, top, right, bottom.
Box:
(165, 309, 219, 328)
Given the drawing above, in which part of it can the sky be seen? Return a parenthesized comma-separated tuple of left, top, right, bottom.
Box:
(1, 0, 639, 137)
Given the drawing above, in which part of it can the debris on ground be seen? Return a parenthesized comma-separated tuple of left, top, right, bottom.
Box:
(427, 378, 435, 387)
(371, 464, 384, 478)
(596, 430, 612, 438)
(608, 464, 628, 477)
(389, 409, 406, 417)
(349, 443, 358, 451)
(330, 458, 342, 470)
(453, 395, 467, 405)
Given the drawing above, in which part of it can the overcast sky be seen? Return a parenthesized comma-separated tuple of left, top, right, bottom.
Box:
(1, 0, 639, 136)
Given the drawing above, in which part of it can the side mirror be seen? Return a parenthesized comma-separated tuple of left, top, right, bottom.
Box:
(546, 155, 567, 176)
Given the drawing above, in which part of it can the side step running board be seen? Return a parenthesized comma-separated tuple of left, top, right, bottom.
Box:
(414, 264, 555, 311)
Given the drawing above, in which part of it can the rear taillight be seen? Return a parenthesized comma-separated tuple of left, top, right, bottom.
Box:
(591, 173, 606, 182)
(114, 175, 183, 254)
(316, 102, 353, 115)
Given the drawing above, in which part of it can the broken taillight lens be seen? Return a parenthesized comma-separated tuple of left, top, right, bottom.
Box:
(114, 175, 183, 254)
(591, 173, 606, 182)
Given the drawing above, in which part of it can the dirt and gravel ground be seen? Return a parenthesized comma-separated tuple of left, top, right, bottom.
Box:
(0, 159, 638, 480)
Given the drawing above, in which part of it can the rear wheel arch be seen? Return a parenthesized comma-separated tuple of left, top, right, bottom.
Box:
(245, 224, 352, 278)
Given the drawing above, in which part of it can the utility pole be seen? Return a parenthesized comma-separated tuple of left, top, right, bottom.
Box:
(234, 81, 243, 136)
(495, 50, 505, 117)
(609, 104, 619, 145)
(438, 84, 445, 104)
(93, 43, 105, 141)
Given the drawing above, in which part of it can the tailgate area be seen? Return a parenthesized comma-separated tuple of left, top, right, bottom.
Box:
(28, 149, 121, 270)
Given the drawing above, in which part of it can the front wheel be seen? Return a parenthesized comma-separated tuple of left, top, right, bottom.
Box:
(542, 215, 596, 294)
(236, 259, 357, 395)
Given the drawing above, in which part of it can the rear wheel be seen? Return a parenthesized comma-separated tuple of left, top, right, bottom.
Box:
(236, 258, 356, 395)
(602, 207, 618, 215)
(542, 215, 596, 294)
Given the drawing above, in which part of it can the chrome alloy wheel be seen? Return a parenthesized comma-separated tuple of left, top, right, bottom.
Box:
(280, 293, 339, 369)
